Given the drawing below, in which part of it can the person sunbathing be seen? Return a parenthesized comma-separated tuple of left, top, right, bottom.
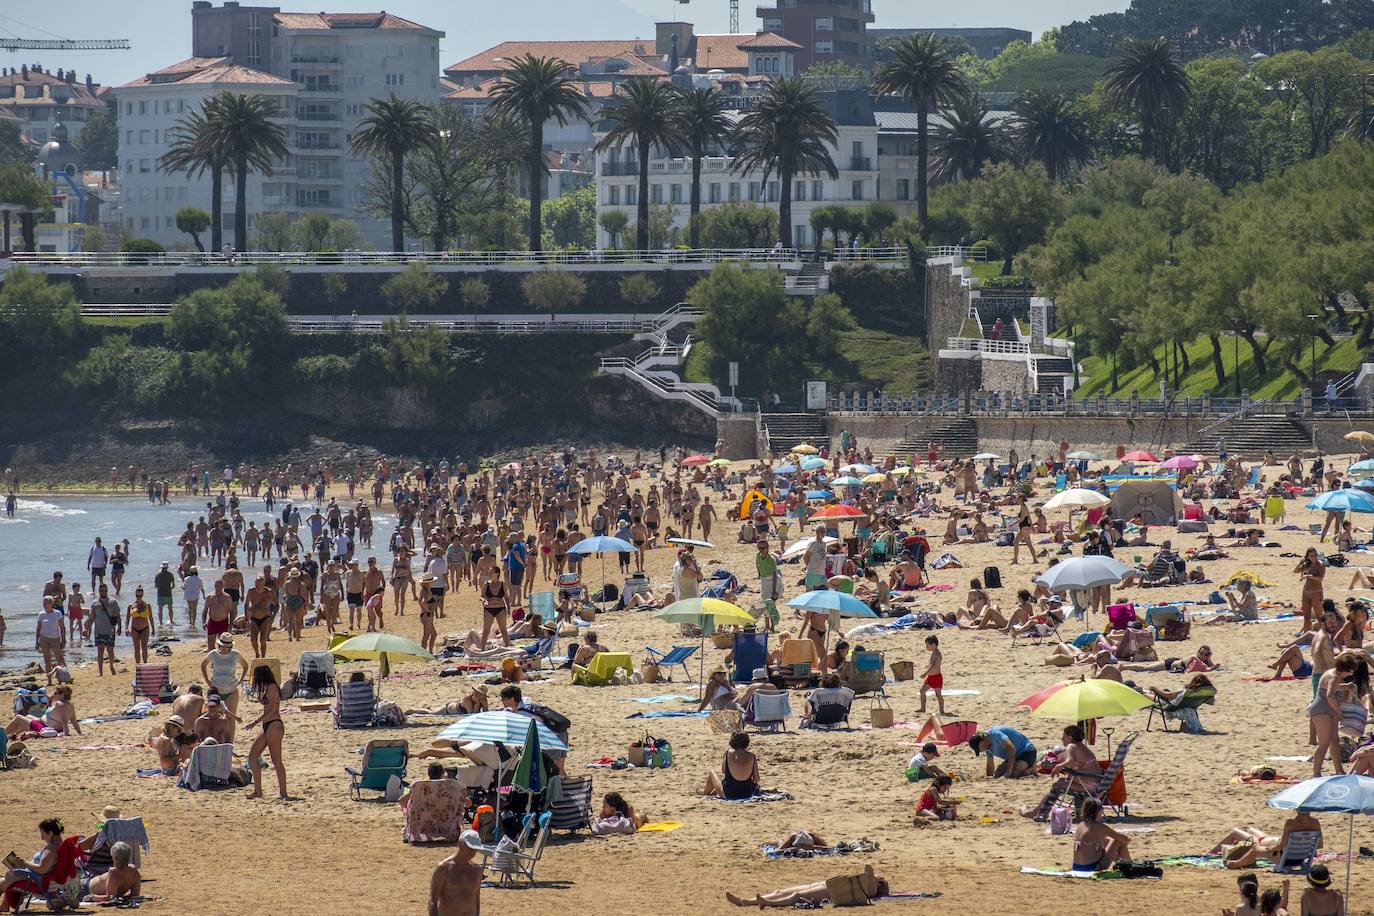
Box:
(591, 792, 648, 836)
(1121, 646, 1217, 674)
(84, 841, 141, 903)
(1001, 590, 1035, 634)
(888, 559, 924, 592)
(571, 631, 606, 667)
(1017, 724, 1102, 818)
(774, 829, 831, 851)
(5, 684, 80, 738)
(959, 602, 1007, 631)
(1227, 529, 1264, 548)
(1147, 673, 1215, 705)
(725, 865, 888, 908)
(955, 579, 990, 625)
(697, 669, 738, 712)
(1208, 811, 1322, 869)
(1073, 799, 1131, 872)
(406, 685, 489, 717)
(1205, 580, 1260, 624)
(508, 614, 546, 640)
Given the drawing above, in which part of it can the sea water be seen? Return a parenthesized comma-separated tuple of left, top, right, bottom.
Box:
(0, 495, 397, 668)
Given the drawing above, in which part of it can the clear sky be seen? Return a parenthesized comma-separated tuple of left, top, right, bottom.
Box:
(0, 1, 1130, 88)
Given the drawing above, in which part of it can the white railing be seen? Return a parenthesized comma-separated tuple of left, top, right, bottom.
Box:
(827, 246, 907, 264)
(944, 336, 1030, 355)
(11, 248, 801, 269)
(927, 245, 989, 262)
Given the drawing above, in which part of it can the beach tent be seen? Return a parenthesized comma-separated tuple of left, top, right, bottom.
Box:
(738, 490, 773, 520)
(1110, 479, 1182, 526)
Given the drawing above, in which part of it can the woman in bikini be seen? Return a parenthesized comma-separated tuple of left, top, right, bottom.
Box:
(125, 587, 154, 665)
(319, 560, 342, 635)
(537, 524, 555, 582)
(281, 569, 308, 643)
(552, 528, 570, 576)
(245, 663, 288, 800)
(1011, 496, 1041, 564)
(390, 547, 414, 616)
(417, 573, 439, 654)
(703, 731, 761, 799)
(956, 578, 990, 625)
(245, 578, 274, 659)
(1297, 548, 1325, 632)
(110, 544, 127, 596)
(1072, 798, 1131, 873)
(479, 574, 512, 648)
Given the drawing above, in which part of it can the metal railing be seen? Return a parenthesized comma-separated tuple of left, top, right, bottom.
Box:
(828, 393, 1324, 420)
(827, 246, 907, 264)
(12, 248, 802, 268)
(292, 315, 664, 335)
(944, 336, 1030, 355)
(927, 245, 989, 262)
(849, 156, 872, 171)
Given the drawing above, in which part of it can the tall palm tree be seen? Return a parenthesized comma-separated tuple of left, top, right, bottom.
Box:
(929, 93, 1003, 184)
(160, 102, 228, 252)
(202, 91, 289, 253)
(596, 79, 682, 252)
(488, 55, 589, 251)
(1103, 37, 1190, 165)
(350, 94, 436, 253)
(671, 85, 734, 248)
(873, 33, 967, 236)
(731, 77, 838, 250)
(1007, 89, 1091, 181)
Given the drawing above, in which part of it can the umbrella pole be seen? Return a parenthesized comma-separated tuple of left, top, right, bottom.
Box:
(1347, 812, 1354, 901)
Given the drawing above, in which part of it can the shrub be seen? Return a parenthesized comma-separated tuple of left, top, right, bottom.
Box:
(828, 262, 922, 335)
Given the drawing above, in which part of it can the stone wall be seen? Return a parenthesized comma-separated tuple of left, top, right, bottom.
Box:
(716, 415, 760, 460)
(925, 258, 968, 373)
(980, 355, 1032, 396)
(936, 354, 981, 396)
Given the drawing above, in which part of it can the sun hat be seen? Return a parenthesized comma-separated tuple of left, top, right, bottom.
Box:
(459, 829, 485, 851)
(217, 634, 233, 648)
(96, 805, 121, 823)
(166, 715, 186, 729)
(1307, 864, 1332, 887)
(751, 668, 768, 682)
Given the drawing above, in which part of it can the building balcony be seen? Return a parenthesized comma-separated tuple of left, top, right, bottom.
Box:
(290, 55, 342, 66)
(298, 112, 340, 122)
(294, 141, 342, 152)
(601, 162, 639, 177)
(298, 84, 341, 95)
(849, 156, 872, 171)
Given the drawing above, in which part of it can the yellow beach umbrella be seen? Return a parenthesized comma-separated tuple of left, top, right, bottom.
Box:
(791, 444, 819, 454)
(862, 472, 887, 484)
(1030, 678, 1152, 721)
(1345, 431, 1374, 443)
(333, 632, 434, 684)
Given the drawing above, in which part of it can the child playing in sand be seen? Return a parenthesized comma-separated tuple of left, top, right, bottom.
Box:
(918, 635, 944, 715)
(914, 774, 957, 821)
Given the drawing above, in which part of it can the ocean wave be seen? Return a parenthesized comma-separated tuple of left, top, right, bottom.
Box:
(16, 499, 87, 517)
(0, 517, 29, 524)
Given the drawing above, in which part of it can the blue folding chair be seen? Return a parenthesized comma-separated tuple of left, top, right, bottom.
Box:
(645, 644, 698, 682)
(732, 631, 769, 684)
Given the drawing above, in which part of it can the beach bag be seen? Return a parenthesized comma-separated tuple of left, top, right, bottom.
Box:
(890, 660, 915, 682)
(1048, 804, 1073, 835)
(524, 702, 572, 734)
(641, 662, 661, 684)
(983, 566, 1002, 589)
(645, 736, 673, 769)
(825, 874, 871, 907)
(995, 532, 1014, 547)
(375, 702, 406, 727)
(1117, 860, 1163, 879)
(869, 697, 893, 729)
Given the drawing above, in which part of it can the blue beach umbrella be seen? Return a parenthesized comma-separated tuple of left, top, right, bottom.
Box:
(774, 464, 798, 475)
(1307, 490, 1374, 514)
(786, 589, 877, 618)
(805, 490, 834, 500)
(800, 456, 826, 471)
(1349, 459, 1374, 476)
(1356, 479, 1374, 492)
(568, 536, 635, 603)
(831, 475, 864, 487)
(1269, 774, 1374, 899)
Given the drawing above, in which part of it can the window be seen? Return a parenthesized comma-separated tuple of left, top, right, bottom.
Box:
(813, 180, 824, 200)
(178, 99, 185, 112)
(165, 216, 174, 229)
(708, 182, 721, 204)
(139, 159, 150, 173)
(627, 185, 638, 205)
(768, 181, 779, 202)
(851, 179, 863, 200)
(896, 178, 909, 200)
(651, 184, 662, 204)
(248, 40, 261, 67)
(670, 184, 682, 204)
(389, 44, 405, 58)
(609, 185, 620, 205)
(162, 100, 170, 114)
(138, 130, 149, 144)
(385, 73, 404, 87)
(814, 40, 833, 54)
(140, 216, 149, 230)
(347, 74, 364, 88)
(748, 181, 760, 202)
(125, 102, 132, 115)
(138, 101, 147, 115)
(795, 182, 806, 201)
(247, 12, 261, 34)
(796, 225, 808, 246)
(125, 130, 133, 144)
(346, 103, 362, 116)
(728, 182, 740, 201)
(762, 17, 782, 30)
(815, 16, 833, 30)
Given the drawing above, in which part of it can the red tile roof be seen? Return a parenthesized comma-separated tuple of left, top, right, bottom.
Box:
(737, 32, 802, 50)
(274, 11, 433, 30)
(692, 35, 750, 71)
(445, 76, 625, 101)
(119, 58, 295, 89)
(0, 67, 108, 108)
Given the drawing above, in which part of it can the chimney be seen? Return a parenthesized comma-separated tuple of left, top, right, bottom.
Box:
(20, 65, 28, 80)
(85, 74, 93, 89)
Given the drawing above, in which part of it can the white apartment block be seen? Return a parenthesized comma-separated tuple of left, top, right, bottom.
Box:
(113, 4, 442, 249)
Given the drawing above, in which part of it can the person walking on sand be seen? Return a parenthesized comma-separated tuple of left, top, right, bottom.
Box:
(918, 635, 945, 715)
(88, 583, 122, 677)
(430, 832, 483, 916)
(244, 664, 288, 800)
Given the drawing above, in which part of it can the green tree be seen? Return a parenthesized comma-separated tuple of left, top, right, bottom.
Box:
(174, 206, 211, 252)
(204, 91, 289, 253)
(732, 77, 839, 249)
(618, 273, 660, 308)
(323, 272, 348, 311)
(459, 277, 491, 309)
(350, 94, 436, 253)
(0, 163, 53, 251)
(0, 267, 81, 369)
(382, 261, 448, 311)
(380, 315, 453, 391)
(969, 161, 1064, 274)
(863, 201, 898, 244)
(1103, 37, 1191, 164)
(630, 203, 679, 250)
(929, 93, 1004, 183)
(1255, 48, 1362, 159)
(672, 85, 734, 248)
(802, 60, 872, 88)
(596, 79, 682, 251)
(291, 214, 361, 252)
(691, 261, 806, 391)
(488, 55, 590, 251)
(541, 183, 596, 249)
(692, 202, 779, 248)
(805, 292, 856, 363)
(405, 107, 512, 250)
(521, 269, 586, 315)
(0, 121, 31, 166)
(79, 105, 118, 170)
(253, 212, 294, 252)
(599, 209, 629, 248)
(1007, 89, 1090, 181)
(873, 33, 968, 234)
(80, 224, 108, 253)
(1175, 57, 1266, 187)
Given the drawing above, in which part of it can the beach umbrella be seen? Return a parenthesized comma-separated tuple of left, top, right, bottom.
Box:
(1161, 455, 1198, 470)
(708, 458, 732, 467)
(1307, 489, 1374, 514)
(1122, 450, 1159, 462)
(791, 444, 819, 454)
(681, 454, 711, 466)
(1043, 488, 1110, 511)
(1066, 451, 1100, 461)
(890, 466, 920, 477)
(654, 597, 756, 692)
(568, 535, 635, 602)
(436, 710, 566, 750)
(666, 536, 714, 549)
(511, 716, 549, 797)
(1034, 555, 1130, 592)
(840, 463, 877, 475)
(862, 473, 887, 485)
(973, 452, 1001, 461)
(781, 535, 838, 561)
(1356, 479, 1374, 492)
(831, 475, 864, 487)
(786, 589, 876, 618)
(1017, 681, 1071, 711)
(800, 456, 827, 471)
(774, 464, 798, 475)
(1269, 774, 1374, 899)
(805, 489, 834, 500)
(1348, 459, 1374, 476)
(811, 504, 865, 520)
(1344, 431, 1374, 443)
(1030, 678, 1153, 721)
(333, 632, 434, 685)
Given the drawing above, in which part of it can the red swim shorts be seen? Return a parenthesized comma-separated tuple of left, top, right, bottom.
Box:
(924, 674, 943, 690)
(206, 616, 230, 636)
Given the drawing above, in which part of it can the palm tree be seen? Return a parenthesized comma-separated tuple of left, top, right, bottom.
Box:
(1103, 37, 1190, 165)
(672, 85, 734, 248)
(160, 103, 228, 252)
(488, 55, 589, 251)
(203, 91, 289, 253)
(350, 94, 436, 253)
(731, 77, 838, 250)
(596, 79, 682, 252)
(1007, 89, 1091, 181)
(929, 93, 1003, 184)
(873, 33, 967, 236)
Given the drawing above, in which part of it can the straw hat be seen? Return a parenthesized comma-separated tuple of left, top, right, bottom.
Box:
(95, 805, 121, 822)
(419, 572, 436, 584)
(216, 634, 233, 648)
(166, 715, 186, 730)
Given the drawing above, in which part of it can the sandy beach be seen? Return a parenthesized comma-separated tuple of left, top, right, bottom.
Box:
(3, 457, 1372, 916)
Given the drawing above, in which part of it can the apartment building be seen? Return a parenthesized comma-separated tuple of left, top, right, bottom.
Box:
(0, 65, 107, 145)
(114, 3, 443, 249)
(755, 0, 875, 71)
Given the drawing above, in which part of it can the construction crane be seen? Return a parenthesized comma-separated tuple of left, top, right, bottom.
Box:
(0, 38, 130, 52)
(675, 0, 740, 34)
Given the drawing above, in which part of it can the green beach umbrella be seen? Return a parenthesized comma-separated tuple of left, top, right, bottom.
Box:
(511, 716, 548, 796)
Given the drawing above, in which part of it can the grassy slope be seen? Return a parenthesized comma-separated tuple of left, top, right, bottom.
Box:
(684, 330, 933, 393)
(1076, 334, 1366, 399)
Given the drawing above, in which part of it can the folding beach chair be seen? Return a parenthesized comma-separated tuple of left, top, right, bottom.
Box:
(1011, 607, 1066, 646)
(731, 631, 769, 684)
(1028, 732, 1136, 821)
(744, 691, 791, 733)
(346, 738, 409, 800)
(571, 652, 633, 686)
(402, 778, 466, 843)
(802, 693, 852, 729)
(177, 739, 234, 791)
(7, 835, 85, 913)
(333, 678, 378, 728)
(1146, 686, 1216, 732)
(847, 650, 886, 697)
(296, 650, 337, 697)
(779, 638, 818, 687)
(646, 645, 698, 682)
(549, 775, 593, 833)
(132, 663, 173, 703)
(478, 812, 552, 887)
(1271, 829, 1322, 876)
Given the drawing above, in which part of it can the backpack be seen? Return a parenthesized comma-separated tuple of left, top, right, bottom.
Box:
(1048, 804, 1073, 835)
(983, 566, 1002, 589)
(522, 702, 571, 734)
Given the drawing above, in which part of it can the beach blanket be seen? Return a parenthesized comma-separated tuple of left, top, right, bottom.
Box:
(1155, 855, 1255, 870)
(1230, 774, 1301, 785)
(762, 838, 879, 859)
(637, 822, 683, 833)
(718, 790, 793, 803)
(403, 778, 465, 843)
(626, 710, 709, 719)
(1266, 755, 1312, 762)
(79, 711, 152, 726)
(921, 583, 955, 591)
(134, 769, 173, 778)
(74, 744, 146, 751)
(1243, 675, 1300, 682)
(624, 694, 696, 704)
(940, 689, 982, 697)
(1018, 866, 1128, 879)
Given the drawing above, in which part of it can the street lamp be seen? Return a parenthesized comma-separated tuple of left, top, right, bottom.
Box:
(1306, 313, 1321, 385)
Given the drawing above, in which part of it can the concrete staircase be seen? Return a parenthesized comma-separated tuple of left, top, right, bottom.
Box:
(1034, 356, 1075, 395)
(901, 418, 979, 459)
(761, 413, 829, 454)
(1185, 415, 1313, 457)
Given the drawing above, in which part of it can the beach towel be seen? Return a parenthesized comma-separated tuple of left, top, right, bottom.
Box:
(626, 711, 709, 719)
(1230, 774, 1301, 785)
(1155, 855, 1257, 870)
(178, 740, 233, 791)
(762, 838, 878, 859)
(94, 818, 150, 865)
(921, 583, 955, 591)
(718, 790, 793, 803)
(135, 769, 174, 778)
(637, 822, 683, 833)
(1243, 675, 1300, 682)
(1018, 866, 1126, 879)
(1224, 570, 1276, 588)
(403, 778, 466, 843)
(624, 694, 696, 704)
(930, 553, 962, 569)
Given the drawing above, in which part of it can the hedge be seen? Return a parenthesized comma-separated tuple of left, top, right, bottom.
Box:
(828, 262, 923, 336)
